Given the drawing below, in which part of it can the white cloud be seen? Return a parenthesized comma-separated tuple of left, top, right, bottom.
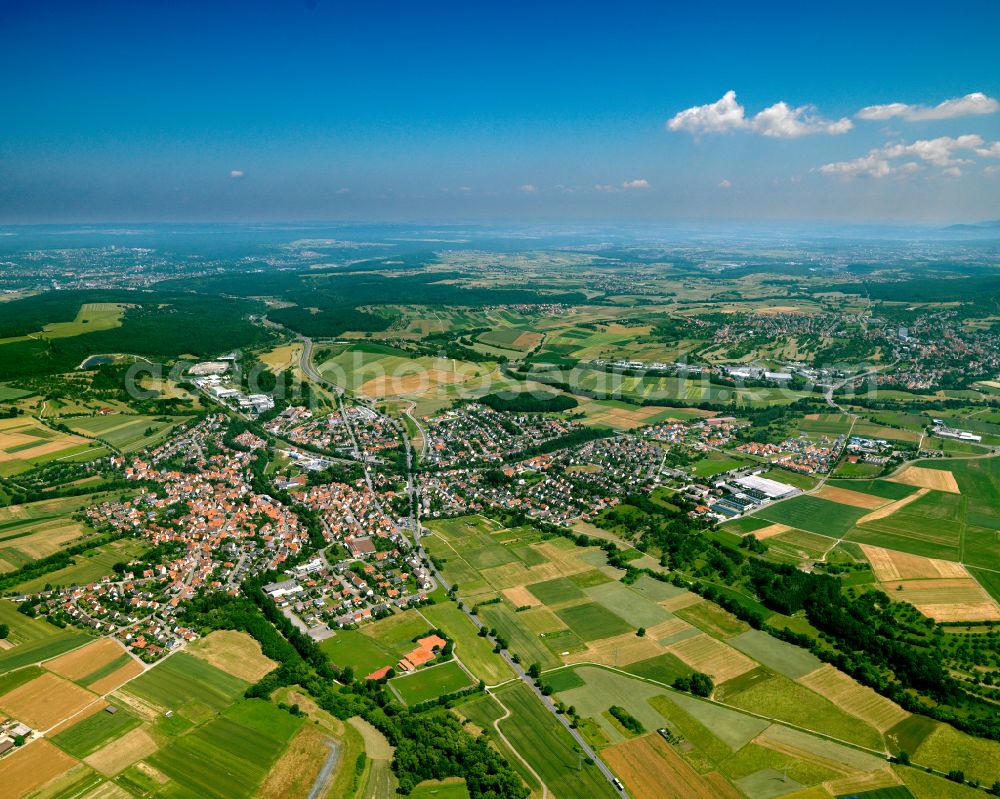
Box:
(819, 135, 986, 178)
(520, 184, 537, 193)
(667, 90, 746, 135)
(819, 153, 894, 179)
(750, 101, 853, 138)
(667, 91, 851, 138)
(336, 187, 351, 194)
(595, 179, 651, 192)
(458, 186, 472, 192)
(976, 141, 1000, 157)
(857, 92, 999, 121)
(719, 179, 732, 188)
(230, 170, 244, 178)
(941, 167, 963, 177)
(882, 134, 983, 167)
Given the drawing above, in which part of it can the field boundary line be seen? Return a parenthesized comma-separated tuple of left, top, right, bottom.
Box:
(486, 689, 549, 799)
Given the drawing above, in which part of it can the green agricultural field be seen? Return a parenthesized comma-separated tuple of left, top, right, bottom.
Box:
(582, 581, 672, 629)
(0, 635, 92, 675)
(68, 413, 187, 452)
(968, 566, 1000, 604)
(674, 601, 748, 639)
(763, 529, 837, 564)
(13, 538, 149, 593)
(0, 664, 44, 695)
(456, 693, 542, 793)
(526, 576, 585, 605)
(753, 495, 869, 537)
(480, 604, 561, 670)
(390, 660, 474, 705)
(844, 489, 966, 562)
(833, 459, 885, 477)
(495, 682, 617, 799)
(148, 698, 302, 799)
(727, 629, 822, 679)
(50, 703, 141, 757)
(0, 384, 32, 400)
(622, 652, 693, 684)
(409, 779, 471, 799)
(912, 721, 1000, 787)
(554, 602, 632, 641)
(650, 689, 769, 753)
(418, 602, 513, 684)
(121, 652, 248, 720)
(724, 672, 883, 749)
(321, 610, 434, 678)
(690, 450, 753, 478)
(796, 413, 854, 435)
(896, 766, 986, 799)
(825, 479, 917, 500)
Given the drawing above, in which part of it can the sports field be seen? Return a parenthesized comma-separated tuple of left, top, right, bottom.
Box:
(389, 660, 473, 705)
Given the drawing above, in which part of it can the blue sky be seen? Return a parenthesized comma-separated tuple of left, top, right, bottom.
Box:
(1, 0, 999, 224)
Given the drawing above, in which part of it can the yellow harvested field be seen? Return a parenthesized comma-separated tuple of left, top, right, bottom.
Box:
(0, 417, 92, 464)
(359, 368, 469, 398)
(659, 592, 704, 612)
(887, 466, 959, 493)
(85, 726, 158, 775)
(856, 488, 929, 525)
(518, 607, 567, 634)
(880, 579, 1000, 622)
(602, 733, 740, 799)
(666, 633, 755, 683)
(89, 659, 145, 695)
(565, 631, 663, 667)
(480, 544, 590, 589)
(501, 586, 541, 607)
(0, 739, 78, 798)
(260, 342, 304, 373)
(645, 617, 693, 641)
(512, 332, 544, 349)
(799, 664, 910, 732)
(0, 672, 98, 730)
(46, 638, 127, 681)
(187, 630, 277, 682)
(749, 523, 793, 540)
(257, 725, 333, 799)
(814, 486, 888, 510)
(824, 768, 902, 795)
(860, 545, 967, 582)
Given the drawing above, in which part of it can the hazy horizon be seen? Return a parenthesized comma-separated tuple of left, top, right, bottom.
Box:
(2, 1, 1000, 225)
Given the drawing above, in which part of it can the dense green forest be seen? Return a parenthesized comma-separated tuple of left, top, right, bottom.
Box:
(160, 269, 589, 338)
(0, 291, 274, 380)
